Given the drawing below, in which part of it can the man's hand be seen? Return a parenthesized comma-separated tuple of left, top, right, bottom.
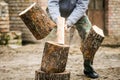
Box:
(64, 23, 71, 33)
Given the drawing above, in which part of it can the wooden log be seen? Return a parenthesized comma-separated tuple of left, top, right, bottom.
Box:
(19, 2, 56, 40)
(80, 25, 105, 60)
(35, 70, 70, 80)
(41, 41, 70, 73)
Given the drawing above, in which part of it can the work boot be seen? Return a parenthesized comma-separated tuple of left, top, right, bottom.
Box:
(84, 60, 99, 78)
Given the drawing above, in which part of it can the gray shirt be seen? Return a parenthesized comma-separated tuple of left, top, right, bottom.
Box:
(48, 0, 89, 26)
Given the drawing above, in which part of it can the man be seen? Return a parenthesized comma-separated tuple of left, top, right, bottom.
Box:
(48, 0, 99, 78)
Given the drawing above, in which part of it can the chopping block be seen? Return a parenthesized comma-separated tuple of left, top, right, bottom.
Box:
(35, 70, 70, 80)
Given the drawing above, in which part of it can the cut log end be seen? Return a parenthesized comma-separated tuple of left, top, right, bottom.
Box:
(47, 41, 69, 48)
(19, 2, 36, 16)
(93, 25, 105, 37)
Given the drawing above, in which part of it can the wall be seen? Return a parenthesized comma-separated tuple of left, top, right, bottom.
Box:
(107, 0, 120, 36)
(0, 0, 9, 32)
(5, 0, 120, 43)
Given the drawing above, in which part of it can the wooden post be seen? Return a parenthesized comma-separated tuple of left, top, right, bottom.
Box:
(19, 2, 56, 40)
(80, 25, 105, 60)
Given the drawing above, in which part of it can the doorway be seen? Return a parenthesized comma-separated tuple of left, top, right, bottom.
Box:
(87, 0, 105, 32)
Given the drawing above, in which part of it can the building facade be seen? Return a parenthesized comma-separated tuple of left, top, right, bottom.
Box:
(1, 0, 120, 42)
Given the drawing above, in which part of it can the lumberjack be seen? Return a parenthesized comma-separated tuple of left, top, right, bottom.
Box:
(47, 0, 105, 79)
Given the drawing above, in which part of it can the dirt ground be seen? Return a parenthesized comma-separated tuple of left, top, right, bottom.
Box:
(0, 29, 120, 80)
(0, 38, 120, 80)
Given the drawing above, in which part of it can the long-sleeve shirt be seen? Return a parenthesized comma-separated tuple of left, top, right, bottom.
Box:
(48, 0, 89, 26)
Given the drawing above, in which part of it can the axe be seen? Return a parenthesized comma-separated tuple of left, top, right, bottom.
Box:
(57, 17, 76, 45)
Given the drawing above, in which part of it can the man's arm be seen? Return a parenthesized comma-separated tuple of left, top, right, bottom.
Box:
(66, 0, 89, 27)
(48, 0, 61, 23)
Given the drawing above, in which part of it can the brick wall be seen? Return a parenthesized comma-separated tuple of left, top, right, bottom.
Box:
(107, 0, 120, 36)
(0, 0, 9, 32)
(5, 0, 120, 42)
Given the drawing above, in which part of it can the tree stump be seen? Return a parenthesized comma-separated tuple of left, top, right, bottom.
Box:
(41, 41, 70, 73)
(19, 2, 56, 40)
(35, 70, 70, 80)
(80, 25, 105, 60)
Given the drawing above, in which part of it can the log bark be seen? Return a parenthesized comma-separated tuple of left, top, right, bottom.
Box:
(19, 2, 56, 40)
(80, 25, 105, 60)
(41, 41, 70, 73)
(35, 70, 70, 80)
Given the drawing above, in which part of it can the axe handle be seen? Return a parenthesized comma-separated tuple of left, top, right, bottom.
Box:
(57, 17, 65, 44)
